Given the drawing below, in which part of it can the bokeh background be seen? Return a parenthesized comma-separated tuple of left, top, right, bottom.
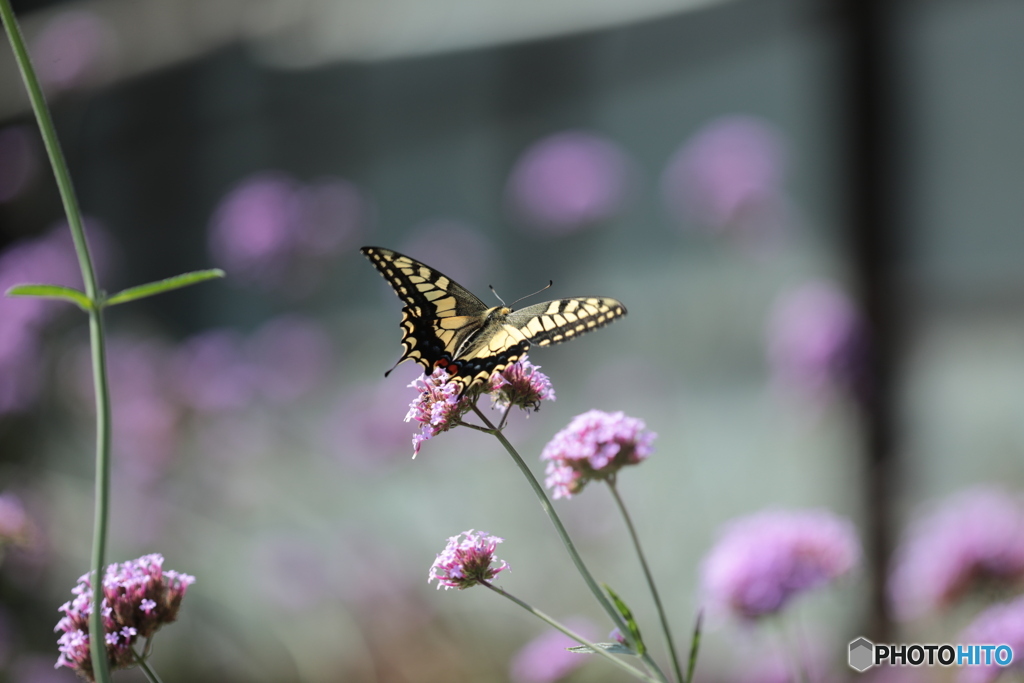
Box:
(1, 0, 1023, 680)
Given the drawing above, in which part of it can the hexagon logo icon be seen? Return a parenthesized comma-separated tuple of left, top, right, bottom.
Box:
(849, 637, 875, 672)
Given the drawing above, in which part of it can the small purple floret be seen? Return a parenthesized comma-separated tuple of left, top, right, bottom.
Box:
(540, 410, 655, 499)
(490, 355, 555, 413)
(428, 530, 508, 590)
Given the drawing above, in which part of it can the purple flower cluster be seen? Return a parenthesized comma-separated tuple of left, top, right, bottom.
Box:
(889, 488, 1024, 620)
(767, 281, 864, 402)
(404, 357, 555, 456)
(405, 368, 475, 458)
(209, 172, 368, 291)
(540, 410, 655, 499)
(490, 355, 556, 413)
(701, 509, 860, 620)
(428, 530, 508, 590)
(55, 554, 195, 680)
(505, 131, 631, 234)
(959, 596, 1024, 683)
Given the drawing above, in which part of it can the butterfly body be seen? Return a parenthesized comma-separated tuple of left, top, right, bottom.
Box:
(362, 246, 626, 392)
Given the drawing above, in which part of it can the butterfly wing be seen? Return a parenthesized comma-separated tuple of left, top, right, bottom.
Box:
(361, 246, 490, 374)
(451, 297, 628, 387)
(504, 297, 627, 348)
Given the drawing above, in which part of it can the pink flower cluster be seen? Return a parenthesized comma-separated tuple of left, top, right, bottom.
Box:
(540, 410, 655, 499)
(55, 554, 195, 680)
(405, 356, 554, 457)
(701, 509, 860, 620)
(428, 530, 508, 590)
(889, 488, 1024, 620)
(959, 595, 1024, 683)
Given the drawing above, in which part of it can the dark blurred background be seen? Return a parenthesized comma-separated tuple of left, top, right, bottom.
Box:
(1, 0, 1023, 680)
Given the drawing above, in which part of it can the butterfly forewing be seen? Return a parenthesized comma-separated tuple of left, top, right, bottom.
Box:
(361, 246, 626, 393)
(506, 297, 627, 347)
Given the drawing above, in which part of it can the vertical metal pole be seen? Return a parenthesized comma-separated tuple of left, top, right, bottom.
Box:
(840, 0, 901, 641)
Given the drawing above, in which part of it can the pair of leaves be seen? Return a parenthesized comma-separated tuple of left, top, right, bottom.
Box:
(5, 269, 225, 312)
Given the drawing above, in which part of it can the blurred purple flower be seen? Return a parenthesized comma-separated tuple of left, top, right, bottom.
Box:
(889, 488, 1024, 620)
(662, 115, 788, 241)
(326, 371, 420, 470)
(405, 367, 474, 457)
(959, 596, 1024, 683)
(541, 410, 655, 499)
(506, 131, 630, 234)
(0, 223, 109, 415)
(30, 10, 114, 92)
(399, 220, 497, 289)
(0, 493, 31, 547)
(767, 281, 864, 402)
(0, 126, 39, 203)
(510, 619, 595, 683)
(55, 554, 195, 679)
(209, 172, 368, 290)
(701, 509, 860, 620)
(428, 529, 508, 590)
(490, 355, 555, 413)
(171, 329, 255, 413)
(247, 315, 334, 404)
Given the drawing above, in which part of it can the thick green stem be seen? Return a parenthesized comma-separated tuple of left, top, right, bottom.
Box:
(608, 480, 684, 683)
(480, 581, 658, 683)
(469, 405, 668, 683)
(0, 4, 112, 682)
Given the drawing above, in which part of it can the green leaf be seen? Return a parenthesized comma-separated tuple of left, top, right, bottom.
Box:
(5, 283, 93, 311)
(566, 642, 636, 655)
(685, 610, 703, 683)
(103, 269, 225, 307)
(602, 583, 645, 656)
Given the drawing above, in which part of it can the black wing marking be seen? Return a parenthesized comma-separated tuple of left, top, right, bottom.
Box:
(505, 297, 627, 347)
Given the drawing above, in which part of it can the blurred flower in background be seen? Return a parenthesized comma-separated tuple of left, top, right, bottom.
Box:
(0, 223, 110, 415)
(509, 619, 595, 683)
(662, 115, 788, 244)
(701, 508, 860, 621)
(766, 281, 864, 404)
(30, 10, 116, 93)
(889, 487, 1024, 620)
(958, 595, 1024, 683)
(0, 126, 39, 203)
(209, 172, 369, 292)
(505, 131, 631, 235)
(399, 220, 497, 288)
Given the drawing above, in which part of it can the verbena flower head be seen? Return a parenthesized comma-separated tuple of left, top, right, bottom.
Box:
(490, 355, 555, 413)
(889, 487, 1024, 620)
(405, 367, 476, 457)
(701, 509, 860, 620)
(959, 596, 1024, 683)
(540, 410, 655, 499)
(428, 530, 508, 590)
(55, 554, 195, 680)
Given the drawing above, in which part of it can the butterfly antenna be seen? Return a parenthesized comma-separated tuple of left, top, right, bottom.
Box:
(509, 280, 554, 309)
(488, 285, 507, 307)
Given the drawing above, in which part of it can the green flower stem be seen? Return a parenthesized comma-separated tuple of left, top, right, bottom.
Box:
(132, 649, 165, 683)
(608, 479, 684, 683)
(0, 4, 113, 682)
(480, 581, 659, 683)
(469, 405, 669, 683)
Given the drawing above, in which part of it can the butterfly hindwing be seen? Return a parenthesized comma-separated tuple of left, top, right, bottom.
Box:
(361, 246, 627, 393)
